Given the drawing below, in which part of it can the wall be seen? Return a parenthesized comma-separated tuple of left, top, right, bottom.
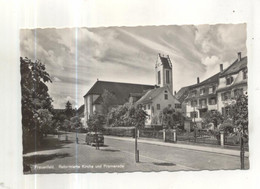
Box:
(84, 94, 100, 127)
(147, 87, 180, 125)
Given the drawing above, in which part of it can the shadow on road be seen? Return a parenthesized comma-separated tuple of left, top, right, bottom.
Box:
(101, 149, 120, 152)
(23, 153, 71, 165)
(23, 135, 73, 154)
(152, 162, 176, 166)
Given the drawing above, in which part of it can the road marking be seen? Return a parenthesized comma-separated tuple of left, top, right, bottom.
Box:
(119, 149, 197, 171)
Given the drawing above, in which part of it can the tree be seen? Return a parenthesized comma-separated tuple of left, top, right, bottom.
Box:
(202, 110, 224, 130)
(228, 94, 248, 169)
(87, 112, 105, 132)
(20, 57, 53, 150)
(229, 94, 248, 135)
(159, 106, 183, 130)
(70, 116, 83, 130)
(101, 89, 117, 115)
(65, 101, 74, 119)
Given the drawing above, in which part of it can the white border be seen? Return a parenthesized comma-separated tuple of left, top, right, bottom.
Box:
(1, 0, 259, 189)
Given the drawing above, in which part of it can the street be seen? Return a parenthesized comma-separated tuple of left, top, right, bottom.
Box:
(24, 133, 249, 174)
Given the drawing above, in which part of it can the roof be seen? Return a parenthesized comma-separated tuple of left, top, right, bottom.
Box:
(136, 86, 179, 105)
(158, 54, 172, 69)
(76, 104, 84, 117)
(84, 80, 155, 105)
(175, 86, 191, 103)
(129, 93, 144, 97)
(93, 96, 103, 105)
(220, 57, 247, 77)
(190, 73, 220, 89)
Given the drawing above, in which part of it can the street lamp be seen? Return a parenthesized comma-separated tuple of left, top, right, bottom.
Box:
(193, 106, 197, 143)
(240, 124, 245, 169)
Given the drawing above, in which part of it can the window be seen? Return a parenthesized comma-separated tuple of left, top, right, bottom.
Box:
(148, 104, 150, 110)
(158, 71, 161, 84)
(168, 104, 172, 107)
(190, 111, 198, 118)
(157, 104, 160, 110)
(191, 90, 197, 97)
(148, 115, 151, 120)
(243, 69, 248, 80)
(152, 106, 154, 113)
(209, 97, 216, 105)
(166, 70, 170, 84)
(226, 76, 234, 85)
(221, 91, 231, 101)
(200, 88, 205, 95)
(164, 94, 168, 100)
(222, 107, 230, 117)
(143, 105, 146, 110)
(199, 99, 207, 106)
(191, 100, 197, 107)
(175, 104, 181, 109)
(208, 86, 215, 94)
(209, 87, 213, 94)
(234, 88, 243, 98)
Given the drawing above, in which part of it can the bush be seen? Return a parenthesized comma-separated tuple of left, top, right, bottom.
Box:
(103, 127, 135, 137)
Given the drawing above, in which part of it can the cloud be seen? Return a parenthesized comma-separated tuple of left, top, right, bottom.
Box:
(53, 76, 61, 82)
(20, 24, 247, 108)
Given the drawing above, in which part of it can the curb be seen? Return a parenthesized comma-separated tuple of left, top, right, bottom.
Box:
(104, 135, 249, 158)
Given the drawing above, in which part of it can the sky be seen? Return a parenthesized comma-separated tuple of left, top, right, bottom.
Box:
(20, 24, 247, 109)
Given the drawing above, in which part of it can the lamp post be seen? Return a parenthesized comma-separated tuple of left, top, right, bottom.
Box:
(193, 106, 197, 143)
(240, 124, 245, 169)
(135, 125, 139, 163)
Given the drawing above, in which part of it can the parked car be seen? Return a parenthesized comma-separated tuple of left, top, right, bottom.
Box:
(85, 132, 104, 146)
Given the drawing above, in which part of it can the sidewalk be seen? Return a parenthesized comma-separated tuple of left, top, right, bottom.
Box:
(104, 135, 249, 158)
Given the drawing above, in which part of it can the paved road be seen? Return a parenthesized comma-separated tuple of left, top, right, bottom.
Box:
(25, 133, 249, 174)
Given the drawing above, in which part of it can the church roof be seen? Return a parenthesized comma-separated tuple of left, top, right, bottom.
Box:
(76, 104, 84, 117)
(84, 80, 155, 105)
(158, 54, 172, 69)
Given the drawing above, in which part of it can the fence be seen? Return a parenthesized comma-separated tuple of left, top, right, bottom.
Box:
(139, 129, 163, 139)
(176, 130, 220, 145)
(103, 127, 135, 137)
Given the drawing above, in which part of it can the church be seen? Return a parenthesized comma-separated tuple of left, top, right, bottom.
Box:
(83, 53, 181, 127)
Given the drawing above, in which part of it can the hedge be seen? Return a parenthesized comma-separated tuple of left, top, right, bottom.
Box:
(103, 126, 135, 137)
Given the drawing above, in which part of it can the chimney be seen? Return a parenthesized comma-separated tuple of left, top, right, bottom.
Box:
(220, 64, 223, 72)
(197, 77, 200, 84)
(238, 52, 241, 62)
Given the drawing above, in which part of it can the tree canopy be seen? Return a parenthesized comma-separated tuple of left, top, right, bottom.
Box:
(65, 101, 74, 118)
(159, 106, 183, 129)
(87, 113, 105, 132)
(202, 110, 224, 129)
(228, 94, 248, 136)
(20, 57, 53, 148)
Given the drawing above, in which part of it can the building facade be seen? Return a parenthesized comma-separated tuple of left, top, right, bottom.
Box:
(83, 53, 180, 127)
(136, 54, 181, 125)
(177, 52, 248, 129)
(83, 81, 155, 127)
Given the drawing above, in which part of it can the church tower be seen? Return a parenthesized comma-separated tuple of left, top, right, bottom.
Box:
(155, 53, 173, 93)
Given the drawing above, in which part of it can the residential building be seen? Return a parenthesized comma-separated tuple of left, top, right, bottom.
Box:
(136, 86, 181, 125)
(176, 52, 248, 129)
(180, 74, 219, 129)
(217, 52, 248, 117)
